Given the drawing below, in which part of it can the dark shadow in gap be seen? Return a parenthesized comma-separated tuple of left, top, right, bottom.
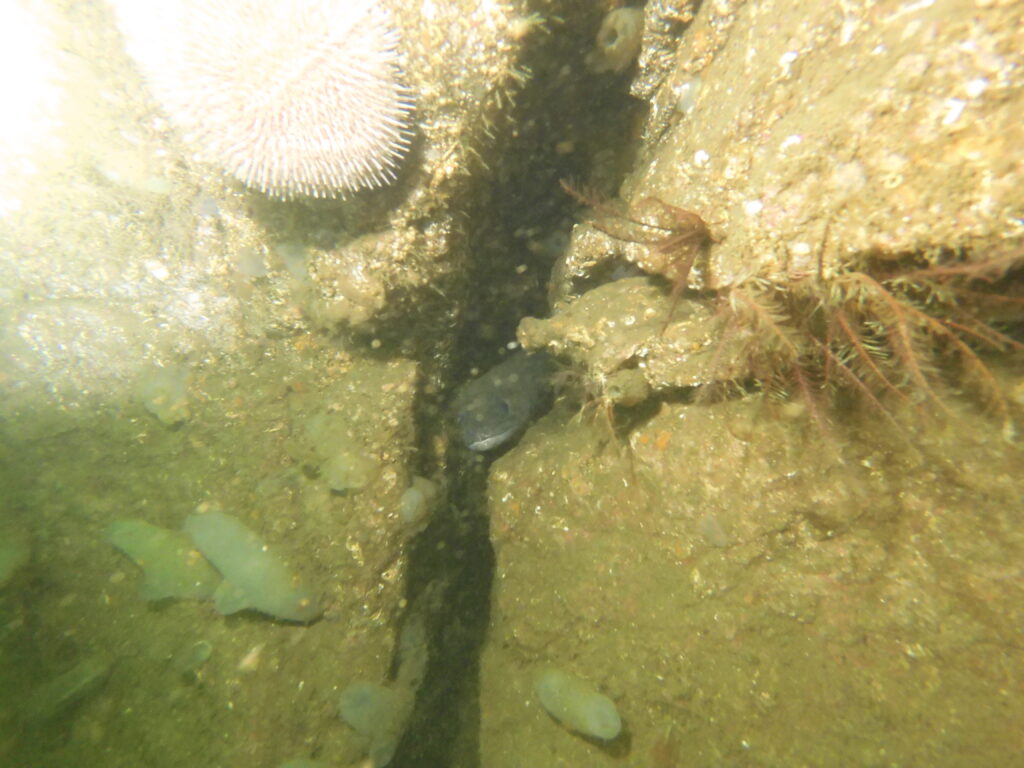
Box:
(389, 453, 494, 768)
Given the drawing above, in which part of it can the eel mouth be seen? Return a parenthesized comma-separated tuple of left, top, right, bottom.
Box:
(465, 425, 518, 452)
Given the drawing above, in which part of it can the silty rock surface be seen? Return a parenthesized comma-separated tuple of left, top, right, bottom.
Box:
(481, 391, 1024, 766)
(481, 0, 1024, 765)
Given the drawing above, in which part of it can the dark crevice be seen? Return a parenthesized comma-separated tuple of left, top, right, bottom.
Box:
(390, 3, 645, 766)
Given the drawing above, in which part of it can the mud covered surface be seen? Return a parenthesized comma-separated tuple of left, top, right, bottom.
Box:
(0, 346, 422, 768)
(481, 394, 1024, 766)
(611, 0, 1023, 288)
(480, 0, 1024, 764)
(1, 0, 1023, 765)
(0, 0, 537, 764)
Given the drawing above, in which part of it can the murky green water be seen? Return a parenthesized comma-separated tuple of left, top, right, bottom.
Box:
(2, 1, 1023, 767)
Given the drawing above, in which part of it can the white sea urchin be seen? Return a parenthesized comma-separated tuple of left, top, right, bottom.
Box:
(112, 0, 413, 199)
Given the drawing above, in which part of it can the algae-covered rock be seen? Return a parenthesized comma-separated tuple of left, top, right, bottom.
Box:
(108, 519, 221, 601)
(299, 410, 382, 492)
(285, 360, 418, 533)
(554, 0, 1024, 300)
(480, 389, 1024, 766)
(519, 277, 747, 396)
(0, 0, 544, 764)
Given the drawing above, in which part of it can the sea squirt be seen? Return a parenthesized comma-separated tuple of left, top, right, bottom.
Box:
(184, 511, 320, 623)
(534, 667, 622, 741)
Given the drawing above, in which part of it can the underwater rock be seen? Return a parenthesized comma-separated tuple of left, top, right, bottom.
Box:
(304, 232, 392, 329)
(108, 519, 221, 601)
(534, 667, 622, 741)
(603, 367, 651, 407)
(519, 277, 748, 395)
(452, 351, 554, 451)
(184, 511, 320, 623)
